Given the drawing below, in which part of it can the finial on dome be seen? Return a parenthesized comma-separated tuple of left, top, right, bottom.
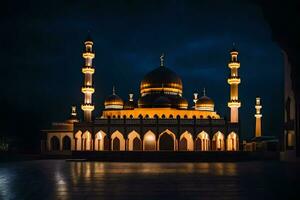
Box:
(160, 53, 165, 67)
(112, 86, 116, 95)
(203, 88, 206, 96)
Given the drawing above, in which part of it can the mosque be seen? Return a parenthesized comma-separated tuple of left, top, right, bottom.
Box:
(42, 36, 242, 153)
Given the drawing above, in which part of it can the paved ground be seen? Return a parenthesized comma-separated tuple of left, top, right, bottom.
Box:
(0, 160, 299, 200)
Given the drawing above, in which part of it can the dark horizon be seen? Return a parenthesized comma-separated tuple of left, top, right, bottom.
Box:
(0, 0, 283, 152)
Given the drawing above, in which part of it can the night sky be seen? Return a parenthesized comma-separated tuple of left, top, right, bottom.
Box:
(1, 0, 283, 151)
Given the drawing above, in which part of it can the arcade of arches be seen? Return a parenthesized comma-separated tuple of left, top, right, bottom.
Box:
(52, 130, 239, 151)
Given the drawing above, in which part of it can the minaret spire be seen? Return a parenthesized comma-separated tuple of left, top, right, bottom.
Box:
(255, 97, 262, 137)
(227, 45, 241, 123)
(160, 53, 165, 67)
(112, 86, 116, 95)
(203, 88, 206, 96)
(81, 34, 95, 122)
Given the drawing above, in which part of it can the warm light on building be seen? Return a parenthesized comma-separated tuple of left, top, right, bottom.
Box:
(42, 39, 241, 154)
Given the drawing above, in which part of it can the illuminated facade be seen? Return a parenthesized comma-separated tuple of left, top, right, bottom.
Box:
(42, 37, 241, 153)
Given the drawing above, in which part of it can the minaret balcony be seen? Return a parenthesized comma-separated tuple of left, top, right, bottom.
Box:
(81, 86, 95, 94)
(255, 114, 262, 118)
(82, 67, 95, 74)
(227, 77, 241, 84)
(255, 105, 262, 109)
(228, 62, 240, 69)
(228, 100, 241, 108)
(82, 52, 95, 59)
(81, 104, 95, 111)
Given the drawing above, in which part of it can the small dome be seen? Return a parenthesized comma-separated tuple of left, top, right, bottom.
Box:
(175, 96, 188, 109)
(195, 89, 214, 111)
(104, 87, 124, 110)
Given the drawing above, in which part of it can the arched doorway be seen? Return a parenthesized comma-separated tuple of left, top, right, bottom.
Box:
(195, 131, 210, 151)
(227, 132, 239, 151)
(75, 131, 82, 151)
(212, 131, 225, 151)
(158, 130, 176, 151)
(127, 131, 142, 151)
(62, 136, 71, 151)
(50, 136, 60, 151)
(111, 131, 125, 151)
(133, 137, 141, 151)
(143, 131, 156, 151)
(179, 131, 194, 151)
(94, 131, 106, 151)
(179, 137, 187, 151)
(82, 131, 92, 151)
(112, 137, 120, 151)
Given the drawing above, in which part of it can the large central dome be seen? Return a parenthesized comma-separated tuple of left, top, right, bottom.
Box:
(138, 56, 187, 109)
(140, 66, 183, 96)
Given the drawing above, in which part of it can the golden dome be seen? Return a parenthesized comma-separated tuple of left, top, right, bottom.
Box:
(195, 89, 214, 111)
(140, 66, 183, 96)
(176, 96, 188, 109)
(104, 87, 124, 110)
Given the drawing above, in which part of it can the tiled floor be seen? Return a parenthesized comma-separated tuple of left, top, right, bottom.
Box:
(0, 160, 299, 199)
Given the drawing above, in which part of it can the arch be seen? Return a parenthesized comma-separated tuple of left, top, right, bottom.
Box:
(111, 130, 125, 151)
(184, 115, 188, 119)
(154, 114, 158, 119)
(227, 132, 239, 151)
(176, 115, 180, 119)
(82, 131, 92, 151)
(143, 131, 156, 151)
(158, 129, 176, 151)
(75, 131, 82, 151)
(127, 131, 142, 151)
(161, 114, 166, 119)
(169, 114, 173, 119)
(179, 131, 194, 151)
(195, 131, 210, 151)
(138, 114, 143, 119)
(212, 131, 225, 151)
(94, 131, 107, 151)
(129, 115, 133, 119)
(145, 114, 149, 119)
(50, 136, 60, 151)
(62, 136, 71, 151)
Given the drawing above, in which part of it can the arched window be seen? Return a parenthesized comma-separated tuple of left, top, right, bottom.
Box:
(184, 115, 188, 119)
(169, 115, 173, 119)
(145, 114, 149, 119)
(138, 114, 143, 119)
(62, 136, 71, 151)
(50, 136, 60, 151)
(154, 114, 158, 119)
(130, 115, 133, 119)
(161, 114, 166, 119)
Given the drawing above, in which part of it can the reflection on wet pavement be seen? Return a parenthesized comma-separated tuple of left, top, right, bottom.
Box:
(0, 160, 299, 199)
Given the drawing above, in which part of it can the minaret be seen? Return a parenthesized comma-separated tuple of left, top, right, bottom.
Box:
(81, 35, 95, 122)
(255, 97, 262, 137)
(227, 46, 241, 123)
